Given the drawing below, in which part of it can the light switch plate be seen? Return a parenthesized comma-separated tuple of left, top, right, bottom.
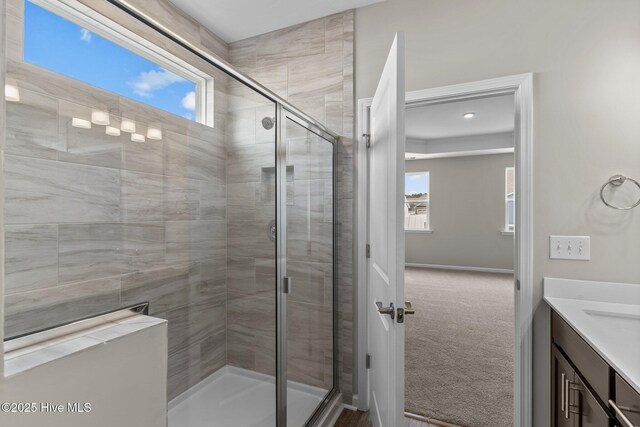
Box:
(549, 236, 591, 261)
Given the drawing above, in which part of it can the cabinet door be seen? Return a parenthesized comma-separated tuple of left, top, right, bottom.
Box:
(553, 346, 576, 427)
(574, 374, 610, 427)
(615, 374, 640, 426)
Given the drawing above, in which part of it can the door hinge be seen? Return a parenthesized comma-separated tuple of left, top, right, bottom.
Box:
(366, 353, 371, 369)
(363, 133, 371, 149)
(515, 279, 521, 291)
(366, 244, 371, 258)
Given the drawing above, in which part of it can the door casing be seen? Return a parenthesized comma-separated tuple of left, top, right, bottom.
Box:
(354, 73, 534, 427)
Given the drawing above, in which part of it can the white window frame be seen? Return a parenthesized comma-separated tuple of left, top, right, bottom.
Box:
(27, 0, 214, 126)
(505, 166, 515, 232)
(404, 171, 431, 232)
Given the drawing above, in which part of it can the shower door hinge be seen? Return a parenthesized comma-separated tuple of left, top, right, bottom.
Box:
(363, 133, 371, 149)
(366, 244, 371, 258)
(366, 353, 371, 369)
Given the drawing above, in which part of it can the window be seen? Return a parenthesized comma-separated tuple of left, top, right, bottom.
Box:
(505, 167, 515, 230)
(23, 0, 212, 124)
(405, 172, 430, 230)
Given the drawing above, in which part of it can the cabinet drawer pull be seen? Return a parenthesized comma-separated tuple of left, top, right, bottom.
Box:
(610, 400, 639, 427)
(561, 373, 566, 412)
(563, 380, 581, 419)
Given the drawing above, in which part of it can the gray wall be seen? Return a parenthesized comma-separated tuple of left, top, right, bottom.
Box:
(228, 11, 356, 401)
(355, 0, 640, 424)
(405, 153, 514, 270)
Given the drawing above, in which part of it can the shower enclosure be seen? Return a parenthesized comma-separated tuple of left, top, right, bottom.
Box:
(2, 0, 339, 426)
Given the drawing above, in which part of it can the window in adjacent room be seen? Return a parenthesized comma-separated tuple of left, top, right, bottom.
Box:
(23, 0, 212, 125)
(505, 167, 515, 231)
(405, 172, 430, 231)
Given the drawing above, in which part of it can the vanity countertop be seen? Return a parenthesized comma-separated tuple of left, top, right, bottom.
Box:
(544, 277, 640, 395)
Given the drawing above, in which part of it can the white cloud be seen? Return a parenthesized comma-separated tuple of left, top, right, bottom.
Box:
(80, 28, 92, 43)
(181, 91, 196, 111)
(128, 68, 186, 97)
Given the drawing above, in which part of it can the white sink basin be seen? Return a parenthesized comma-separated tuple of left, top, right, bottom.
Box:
(584, 309, 640, 332)
(544, 277, 640, 395)
(584, 309, 640, 322)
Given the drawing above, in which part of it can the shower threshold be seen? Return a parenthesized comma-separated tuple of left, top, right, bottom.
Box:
(168, 365, 328, 427)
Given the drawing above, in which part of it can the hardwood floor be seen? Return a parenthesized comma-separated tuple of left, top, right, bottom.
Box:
(334, 409, 370, 427)
(334, 410, 440, 427)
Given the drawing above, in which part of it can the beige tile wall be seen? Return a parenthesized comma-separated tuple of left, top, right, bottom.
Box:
(3, 0, 231, 401)
(228, 11, 355, 403)
(285, 131, 335, 391)
(223, 79, 278, 378)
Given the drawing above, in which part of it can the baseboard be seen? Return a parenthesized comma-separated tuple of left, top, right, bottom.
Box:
(405, 412, 462, 427)
(348, 393, 361, 410)
(405, 263, 514, 274)
(342, 402, 358, 411)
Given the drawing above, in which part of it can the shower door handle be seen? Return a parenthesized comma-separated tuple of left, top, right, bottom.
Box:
(283, 277, 292, 294)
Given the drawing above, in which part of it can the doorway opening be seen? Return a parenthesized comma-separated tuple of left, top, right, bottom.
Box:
(355, 73, 533, 427)
(403, 94, 516, 427)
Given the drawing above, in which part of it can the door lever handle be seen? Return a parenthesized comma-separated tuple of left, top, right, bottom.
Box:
(404, 301, 415, 315)
(397, 301, 416, 323)
(376, 301, 395, 320)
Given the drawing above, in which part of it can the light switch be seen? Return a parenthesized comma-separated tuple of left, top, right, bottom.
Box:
(549, 236, 591, 261)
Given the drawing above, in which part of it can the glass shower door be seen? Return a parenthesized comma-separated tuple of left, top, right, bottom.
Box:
(280, 114, 336, 427)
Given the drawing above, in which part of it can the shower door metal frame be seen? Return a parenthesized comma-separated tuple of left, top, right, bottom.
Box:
(106, 0, 341, 143)
(276, 107, 340, 427)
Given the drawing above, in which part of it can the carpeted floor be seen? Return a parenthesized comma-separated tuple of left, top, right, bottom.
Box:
(405, 268, 514, 427)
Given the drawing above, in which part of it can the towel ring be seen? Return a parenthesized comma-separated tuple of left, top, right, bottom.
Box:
(600, 174, 640, 210)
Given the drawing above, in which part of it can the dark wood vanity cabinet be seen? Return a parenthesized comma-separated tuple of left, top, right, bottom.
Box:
(613, 374, 640, 427)
(552, 346, 609, 427)
(551, 310, 640, 427)
(552, 346, 578, 427)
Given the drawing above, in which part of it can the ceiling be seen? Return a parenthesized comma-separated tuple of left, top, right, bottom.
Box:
(405, 94, 515, 141)
(170, 0, 384, 43)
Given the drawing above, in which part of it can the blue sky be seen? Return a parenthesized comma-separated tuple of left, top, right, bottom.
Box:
(24, 1, 196, 119)
(405, 173, 429, 196)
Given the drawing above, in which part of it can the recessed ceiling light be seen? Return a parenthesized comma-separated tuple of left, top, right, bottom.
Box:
(463, 112, 476, 119)
(91, 109, 110, 126)
(121, 118, 136, 133)
(147, 127, 163, 140)
(5, 84, 20, 102)
(71, 117, 92, 129)
(105, 126, 121, 136)
(131, 133, 146, 143)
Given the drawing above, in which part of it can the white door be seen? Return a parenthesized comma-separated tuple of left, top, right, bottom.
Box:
(367, 33, 406, 427)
